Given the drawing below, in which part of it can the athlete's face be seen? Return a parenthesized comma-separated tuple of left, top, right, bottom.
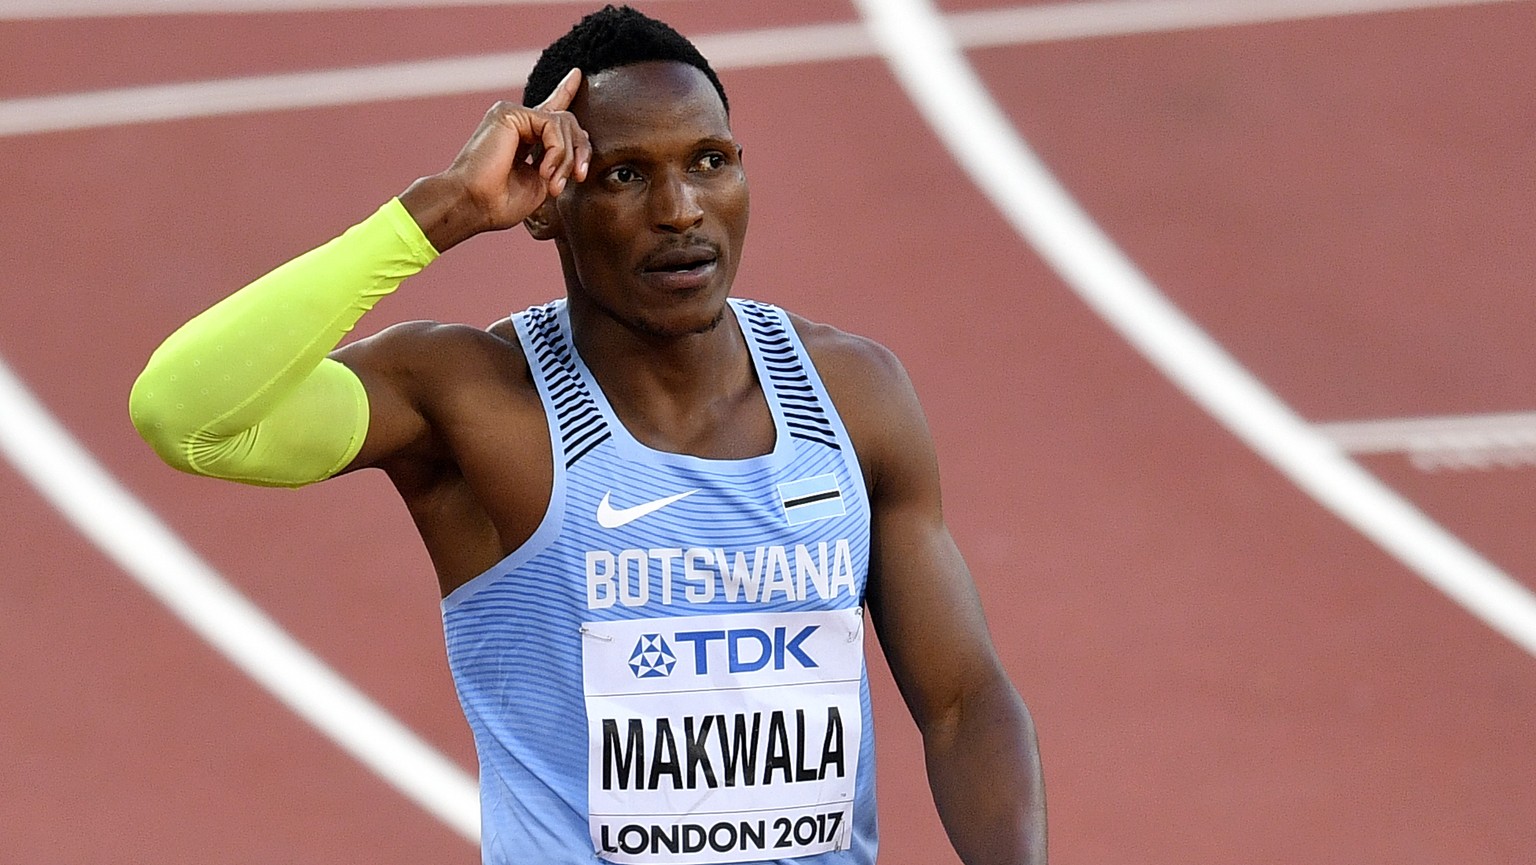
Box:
(547, 61, 749, 338)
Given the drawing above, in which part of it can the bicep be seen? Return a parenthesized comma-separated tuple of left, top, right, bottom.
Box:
(329, 324, 439, 475)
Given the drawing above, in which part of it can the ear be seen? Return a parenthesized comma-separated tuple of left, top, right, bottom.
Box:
(523, 197, 562, 241)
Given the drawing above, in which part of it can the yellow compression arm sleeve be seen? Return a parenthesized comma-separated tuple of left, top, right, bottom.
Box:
(129, 198, 438, 487)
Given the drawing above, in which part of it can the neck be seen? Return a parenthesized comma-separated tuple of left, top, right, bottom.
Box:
(567, 295, 771, 458)
(569, 292, 739, 383)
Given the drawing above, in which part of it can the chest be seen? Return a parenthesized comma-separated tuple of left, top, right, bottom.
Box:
(601, 383, 777, 462)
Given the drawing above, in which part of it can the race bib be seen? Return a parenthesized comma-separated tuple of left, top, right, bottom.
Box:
(581, 608, 865, 863)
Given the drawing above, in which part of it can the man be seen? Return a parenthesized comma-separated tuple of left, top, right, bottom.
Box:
(130, 6, 1044, 864)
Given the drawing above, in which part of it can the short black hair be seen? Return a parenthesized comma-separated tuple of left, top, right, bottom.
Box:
(523, 5, 728, 114)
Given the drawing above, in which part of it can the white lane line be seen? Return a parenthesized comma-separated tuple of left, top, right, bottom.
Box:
(2, 0, 1527, 137)
(1317, 410, 1536, 452)
(0, 23, 874, 138)
(1314, 411, 1536, 454)
(0, 51, 541, 137)
(852, 0, 1536, 657)
(2, 0, 1520, 21)
(943, 0, 1527, 47)
(0, 356, 481, 841)
(0, 0, 645, 17)
(1318, 410, 1536, 471)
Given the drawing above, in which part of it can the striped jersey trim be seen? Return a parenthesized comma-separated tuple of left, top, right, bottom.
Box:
(521, 303, 611, 468)
(736, 300, 841, 451)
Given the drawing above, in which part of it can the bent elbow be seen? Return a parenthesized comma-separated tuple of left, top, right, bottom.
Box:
(127, 367, 268, 483)
(128, 356, 366, 489)
(128, 365, 197, 473)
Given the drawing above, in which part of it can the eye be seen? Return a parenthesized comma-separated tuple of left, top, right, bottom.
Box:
(693, 152, 727, 171)
(606, 166, 642, 185)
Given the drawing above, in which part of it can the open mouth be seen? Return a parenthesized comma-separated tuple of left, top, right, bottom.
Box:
(642, 247, 719, 276)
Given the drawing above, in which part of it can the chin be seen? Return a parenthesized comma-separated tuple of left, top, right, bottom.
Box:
(630, 302, 728, 339)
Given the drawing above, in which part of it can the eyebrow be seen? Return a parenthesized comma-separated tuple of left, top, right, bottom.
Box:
(592, 135, 737, 163)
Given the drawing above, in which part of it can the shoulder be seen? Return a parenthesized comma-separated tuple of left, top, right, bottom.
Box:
(338, 317, 531, 392)
(787, 312, 909, 391)
(786, 312, 931, 495)
(331, 315, 548, 487)
(343, 316, 523, 363)
(333, 316, 544, 457)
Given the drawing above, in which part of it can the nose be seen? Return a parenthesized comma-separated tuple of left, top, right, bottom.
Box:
(650, 169, 704, 234)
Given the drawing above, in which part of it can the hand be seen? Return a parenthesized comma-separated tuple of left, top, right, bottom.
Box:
(402, 67, 591, 251)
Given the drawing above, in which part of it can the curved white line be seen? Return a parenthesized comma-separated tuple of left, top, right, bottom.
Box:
(851, 0, 1536, 657)
(0, 357, 480, 840)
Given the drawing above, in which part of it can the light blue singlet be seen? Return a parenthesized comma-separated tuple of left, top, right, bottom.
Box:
(442, 298, 878, 865)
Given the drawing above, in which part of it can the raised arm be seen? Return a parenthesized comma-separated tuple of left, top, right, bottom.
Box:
(129, 69, 591, 485)
(813, 326, 1047, 864)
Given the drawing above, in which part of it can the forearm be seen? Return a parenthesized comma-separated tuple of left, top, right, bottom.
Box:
(924, 680, 1047, 865)
(129, 198, 437, 485)
(398, 173, 489, 253)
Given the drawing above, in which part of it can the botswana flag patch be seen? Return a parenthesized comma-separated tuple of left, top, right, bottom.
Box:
(777, 474, 846, 525)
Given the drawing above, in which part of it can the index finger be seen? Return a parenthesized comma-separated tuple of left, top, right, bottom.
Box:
(537, 67, 583, 113)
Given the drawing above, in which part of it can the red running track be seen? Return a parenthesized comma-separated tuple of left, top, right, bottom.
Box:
(3, 1, 1535, 862)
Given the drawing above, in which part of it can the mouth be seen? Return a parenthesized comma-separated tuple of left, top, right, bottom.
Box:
(639, 245, 721, 291)
(645, 247, 721, 273)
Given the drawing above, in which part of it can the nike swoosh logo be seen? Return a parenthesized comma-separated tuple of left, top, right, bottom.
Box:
(596, 489, 699, 529)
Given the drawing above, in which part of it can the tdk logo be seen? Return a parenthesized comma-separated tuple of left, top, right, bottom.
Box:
(627, 626, 822, 679)
(678, 625, 820, 675)
(628, 634, 677, 678)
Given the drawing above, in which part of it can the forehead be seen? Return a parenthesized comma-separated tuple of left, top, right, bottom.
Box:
(575, 61, 731, 155)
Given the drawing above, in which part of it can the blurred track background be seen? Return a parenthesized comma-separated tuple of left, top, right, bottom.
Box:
(3, 0, 1534, 862)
